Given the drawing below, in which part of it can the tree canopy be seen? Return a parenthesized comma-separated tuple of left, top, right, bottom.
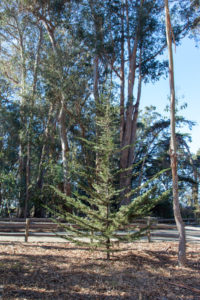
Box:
(0, 0, 199, 228)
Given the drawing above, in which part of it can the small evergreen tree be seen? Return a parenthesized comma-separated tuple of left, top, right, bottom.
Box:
(50, 96, 170, 259)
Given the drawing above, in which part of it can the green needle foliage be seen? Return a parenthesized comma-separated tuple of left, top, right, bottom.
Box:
(50, 96, 170, 260)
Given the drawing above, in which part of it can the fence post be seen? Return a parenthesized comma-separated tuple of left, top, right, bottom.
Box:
(25, 218, 30, 242)
(147, 216, 151, 243)
(90, 229, 94, 245)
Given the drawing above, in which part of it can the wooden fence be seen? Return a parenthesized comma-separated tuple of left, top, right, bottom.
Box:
(0, 217, 196, 243)
(0, 218, 66, 242)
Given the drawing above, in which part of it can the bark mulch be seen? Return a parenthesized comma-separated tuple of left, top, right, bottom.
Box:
(0, 241, 199, 299)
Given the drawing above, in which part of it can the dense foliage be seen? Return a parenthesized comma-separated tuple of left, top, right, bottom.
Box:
(0, 0, 199, 222)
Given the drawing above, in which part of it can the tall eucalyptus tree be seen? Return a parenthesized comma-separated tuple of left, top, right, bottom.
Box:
(20, 0, 93, 202)
(165, 0, 186, 266)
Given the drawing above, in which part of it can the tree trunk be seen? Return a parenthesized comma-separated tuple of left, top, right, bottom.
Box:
(93, 54, 101, 180)
(59, 100, 71, 196)
(128, 49, 143, 169)
(120, 4, 125, 148)
(120, 0, 144, 205)
(17, 18, 27, 217)
(165, 0, 186, 266)
(192, 179, 198, 207)
(192, 170, 199, 221)
(119, 47, 138, 204)
(18, 144, 26, 217)
(42, 20, 71, 198)
(37, 103, 54, 189)
(25, 26, 43, 218)
(24, 138, 30, 217)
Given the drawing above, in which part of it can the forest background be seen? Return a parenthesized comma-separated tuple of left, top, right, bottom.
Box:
(0, 0, 200, 224)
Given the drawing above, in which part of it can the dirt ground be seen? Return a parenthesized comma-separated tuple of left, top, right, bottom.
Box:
(0, 241, 199, 300)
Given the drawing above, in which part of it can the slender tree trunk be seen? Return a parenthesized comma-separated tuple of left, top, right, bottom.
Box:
(18, 144, 26, 217)
(59, 100, 71, 196)
(119, 63, 125, 148)
(93, 55, 99, 104)
(192, 168, 199, 220)
(42, 20, 71, 197)
(37, 103, 54, 189)
(165, 0, 186, 266)
(59, 100, 71, 197)
(106, 187, 110, 260)
(24, 26, 43, 217)
(16, 19, 27, 217)
(128, 49, 143, 168)
(34, 104, 55, 218)
(93, 54, 101, 179)
(192, 179, 198, 206)
(120, 4, 125, 147)
(24, 137, 30, 217)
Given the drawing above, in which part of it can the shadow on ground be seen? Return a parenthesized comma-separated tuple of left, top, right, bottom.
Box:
(0, 242, 199, 299)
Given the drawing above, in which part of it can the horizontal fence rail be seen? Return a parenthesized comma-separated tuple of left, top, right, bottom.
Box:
(0, 217, 198, 243)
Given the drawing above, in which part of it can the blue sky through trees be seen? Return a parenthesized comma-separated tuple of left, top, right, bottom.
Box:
(141, 37, 200, 154)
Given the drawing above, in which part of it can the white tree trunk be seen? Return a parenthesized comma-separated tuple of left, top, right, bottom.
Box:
(165, 0, 186, 266)
(59, 100, 71, 196)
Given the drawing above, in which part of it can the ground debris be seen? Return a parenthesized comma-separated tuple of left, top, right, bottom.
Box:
(0, 241, 199, 299)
